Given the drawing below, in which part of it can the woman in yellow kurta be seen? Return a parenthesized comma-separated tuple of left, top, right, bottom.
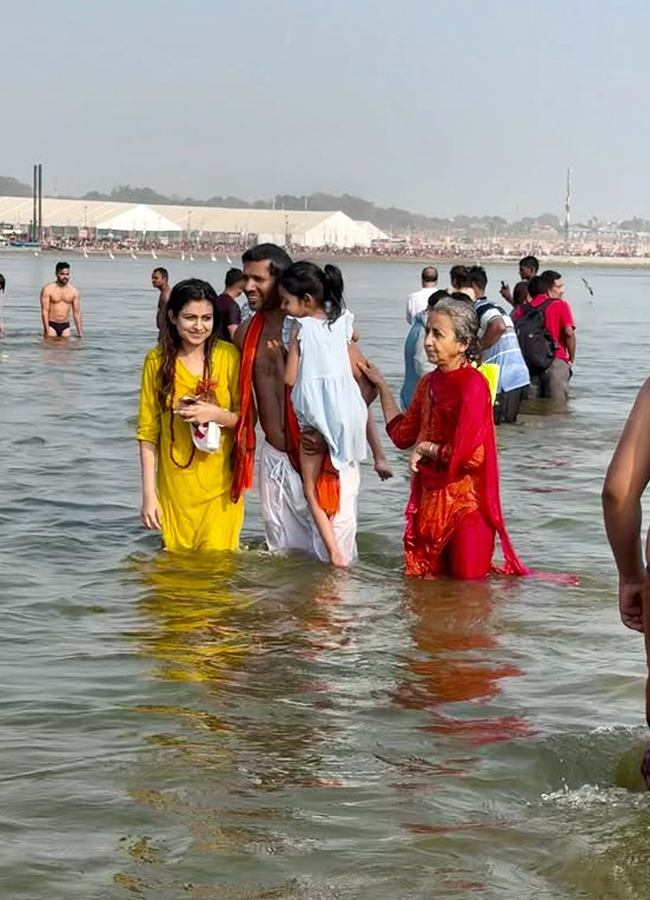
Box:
(137, 278, 244, 552)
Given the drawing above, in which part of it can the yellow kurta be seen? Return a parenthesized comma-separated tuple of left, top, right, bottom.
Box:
(137, 343, 244, 552)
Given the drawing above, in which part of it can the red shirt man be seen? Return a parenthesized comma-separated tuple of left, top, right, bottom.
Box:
(513, 272, 576, 364)
(513, 270, 576, 403)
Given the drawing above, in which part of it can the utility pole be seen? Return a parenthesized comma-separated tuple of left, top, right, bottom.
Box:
(37, 163, 43, 244)
(564, 167, 571, 247)
(32, 165, 38, 242)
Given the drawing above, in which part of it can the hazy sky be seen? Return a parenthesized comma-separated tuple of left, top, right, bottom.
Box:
(4, 0, 646, 220)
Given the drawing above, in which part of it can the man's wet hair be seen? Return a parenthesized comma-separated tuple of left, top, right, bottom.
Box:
(153, 267, 169, 281)
(56, 261, 70, 274)
(242, 243, 292, 279)
(225, 267, 244, 288)
(467, 265, 488, 292)
(539, 270, 562, 292)
(519, 255, 539, 273)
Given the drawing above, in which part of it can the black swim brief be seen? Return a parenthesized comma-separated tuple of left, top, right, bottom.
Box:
(49, 321, 70, 337)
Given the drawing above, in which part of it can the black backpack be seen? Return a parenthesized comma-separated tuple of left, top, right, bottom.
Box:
(514, 298, 557, 373)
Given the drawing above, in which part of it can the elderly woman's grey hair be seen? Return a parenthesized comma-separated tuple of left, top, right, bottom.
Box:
(430, 296, 481, 364)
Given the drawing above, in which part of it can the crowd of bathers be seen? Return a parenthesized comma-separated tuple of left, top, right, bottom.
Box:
(7, 246, 650, 782)
(133, 245, 576, 576)
(0, 248, 578, 575)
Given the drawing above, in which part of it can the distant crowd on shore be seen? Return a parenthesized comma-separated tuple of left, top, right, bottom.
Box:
(9, 237, 650, 262)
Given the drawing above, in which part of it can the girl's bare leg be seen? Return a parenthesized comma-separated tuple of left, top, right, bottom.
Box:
(300, 444, 346, 567)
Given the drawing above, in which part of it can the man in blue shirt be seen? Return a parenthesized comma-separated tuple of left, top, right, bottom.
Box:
(400, 289, 448, 409)
(467, 267, 530, 425)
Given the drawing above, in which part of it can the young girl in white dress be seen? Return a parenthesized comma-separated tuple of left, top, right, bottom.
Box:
(280, 262, 368, 567)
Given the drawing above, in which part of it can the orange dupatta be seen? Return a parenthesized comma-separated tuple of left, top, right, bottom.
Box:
(230, 312, 265, 502)
(284, 386, 341, 517)
(231, 311, 341, 517)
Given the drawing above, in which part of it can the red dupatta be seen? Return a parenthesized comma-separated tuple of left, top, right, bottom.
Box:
(230, 312, 265, 502)
(413, 366, 529, 576)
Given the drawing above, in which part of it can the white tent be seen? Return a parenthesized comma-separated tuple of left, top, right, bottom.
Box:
(0, 196, 385, 247)
(95, 204, 182, 233)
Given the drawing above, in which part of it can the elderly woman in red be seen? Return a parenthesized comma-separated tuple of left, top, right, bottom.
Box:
(361, 297, 527, 579)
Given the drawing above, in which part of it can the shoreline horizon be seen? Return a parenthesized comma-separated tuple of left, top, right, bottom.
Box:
(2, 247, 650, 269)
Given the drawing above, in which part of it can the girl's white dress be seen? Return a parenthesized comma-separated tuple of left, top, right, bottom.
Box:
(286, 311, 368, 471)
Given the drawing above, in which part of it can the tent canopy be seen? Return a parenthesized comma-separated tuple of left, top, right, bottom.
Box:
(96, 204, 183, 233)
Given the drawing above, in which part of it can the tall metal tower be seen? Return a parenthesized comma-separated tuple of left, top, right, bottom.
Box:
(564, 167, 571, 245)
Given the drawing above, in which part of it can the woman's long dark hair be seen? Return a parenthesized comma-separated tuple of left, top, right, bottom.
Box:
(158, 278, 220, 469)
(279, 261, 345, 324)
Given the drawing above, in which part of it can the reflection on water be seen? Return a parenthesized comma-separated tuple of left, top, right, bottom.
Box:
(395, 579, 534, 747)
(117, 553, 370, 896)
(2, 257, 650, 897)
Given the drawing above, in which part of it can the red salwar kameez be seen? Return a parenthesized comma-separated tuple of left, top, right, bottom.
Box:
(386, 365, 527, 579)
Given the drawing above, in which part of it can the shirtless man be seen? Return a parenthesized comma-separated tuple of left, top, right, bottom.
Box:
(152, 267, 171, 335)
(40, 262, 82, 339)
(233, 243, 366, 563)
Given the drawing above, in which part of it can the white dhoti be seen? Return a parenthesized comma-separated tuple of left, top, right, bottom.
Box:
(258, 440, 360, 564)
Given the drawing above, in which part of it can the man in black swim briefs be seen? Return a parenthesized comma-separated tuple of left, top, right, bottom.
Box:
(39, 262, 83, 339)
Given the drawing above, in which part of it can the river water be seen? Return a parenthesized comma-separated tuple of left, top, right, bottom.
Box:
(1, 253, 649, 899)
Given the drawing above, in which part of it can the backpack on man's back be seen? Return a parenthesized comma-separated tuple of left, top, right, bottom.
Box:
(514, 298, 556, 373)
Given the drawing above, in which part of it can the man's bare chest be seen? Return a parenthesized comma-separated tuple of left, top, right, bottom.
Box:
(49, 292, 73, 307)
(254, 334, 285, 379)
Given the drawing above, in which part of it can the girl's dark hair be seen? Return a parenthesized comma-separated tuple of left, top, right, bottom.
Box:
(158, 278, 220, 411)
(279, 261, 345, 324)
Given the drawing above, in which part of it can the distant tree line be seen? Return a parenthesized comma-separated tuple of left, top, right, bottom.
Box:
(0, 176, 32, 197)
(2, 174, 647, 235)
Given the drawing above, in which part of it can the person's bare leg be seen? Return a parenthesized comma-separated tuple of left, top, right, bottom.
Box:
(366, 411, 393, 480)
(300, 445, 346, 567)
